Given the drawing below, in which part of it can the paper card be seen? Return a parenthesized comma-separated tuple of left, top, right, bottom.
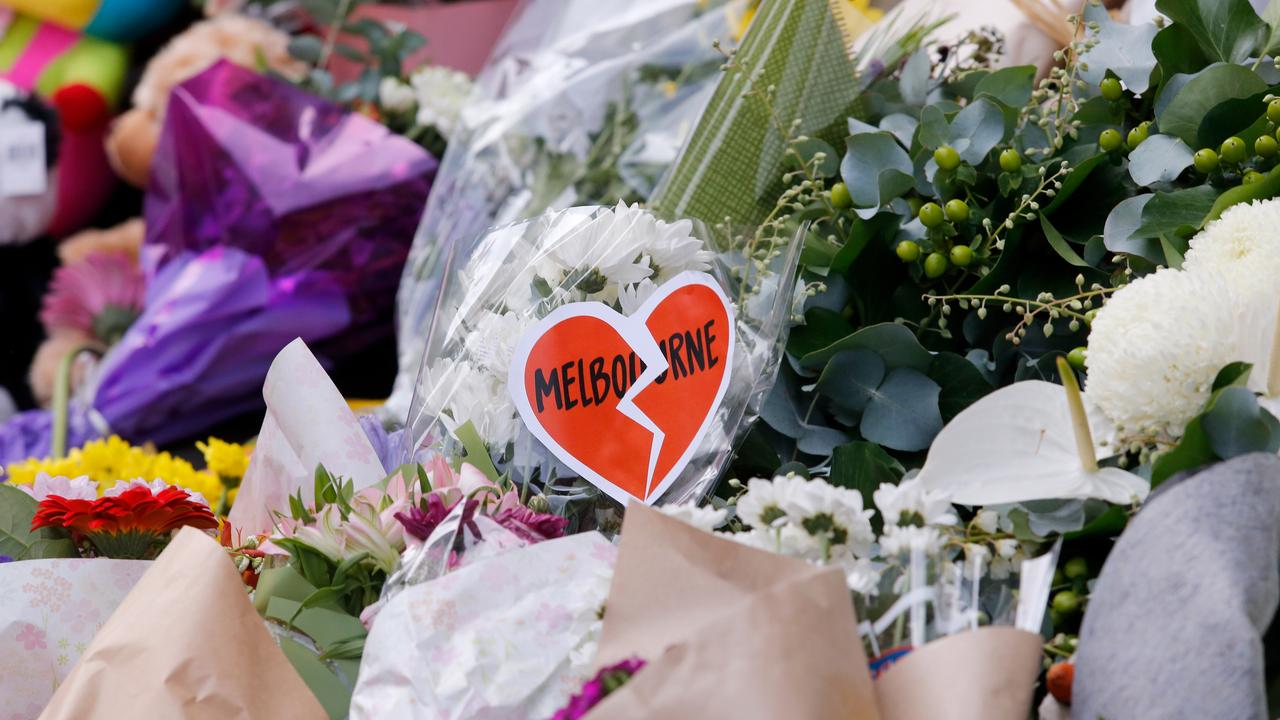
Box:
(0, 558, 150, 719)
(230, 338, 386, 536)
(0, 121, 47, 198)
(507, 272, 734, 505)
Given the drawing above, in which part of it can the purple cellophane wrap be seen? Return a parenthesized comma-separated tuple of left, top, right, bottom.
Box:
(92, 60, 436, 444)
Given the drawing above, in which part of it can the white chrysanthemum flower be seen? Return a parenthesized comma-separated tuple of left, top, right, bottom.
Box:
(782, 476, 876, 555)
(839, 556, 882, 595)
(1184, 199, 1280, 296)
(973, 509, 999, 535)
(378, 76, 416, 113)
(20, 473, 98, 501)
(657, 502, 728, 531)
(638, 216, 714, 282)
(421, 358, 521, 449)
(733, 476, 793, 529)
(1085, 268, 1239, 444)
(872, 477, 958, 528)
(409, 65, 473, 139)
(723, 524, 823, 560)
(1182, 199, 1280, 391)
(467, 311, 528, 377)
(878, 524, 945, 557)
(618, 279, 658, 316)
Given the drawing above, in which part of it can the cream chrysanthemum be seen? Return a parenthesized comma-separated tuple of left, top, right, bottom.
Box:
(1182, 199, 1280, 390)
(1085, 268, 1239, 444)
(1184, 199, 1280, 296)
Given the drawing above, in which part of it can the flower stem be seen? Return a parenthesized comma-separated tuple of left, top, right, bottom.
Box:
(51, 344, 102, 459)
(1056, 356, 1097, 472)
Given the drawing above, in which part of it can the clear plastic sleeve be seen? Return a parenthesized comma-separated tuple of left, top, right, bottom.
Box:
(386, 0, 747, 419)
(398, 202, 802, 514)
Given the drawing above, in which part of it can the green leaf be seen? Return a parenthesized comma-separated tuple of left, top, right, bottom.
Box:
(840, 132, 915, 212)
(1041, 214, 1091, 267)
(944, 97, 1006, 165)
(1102, 194, 1162, 262)
(1152, 415, 1216, 487)
(795, 138, 839, 177)
(1155, 0, 1268, 64)
(899, 49, 930, 105)
(927, 352, 994, 422)
(1157, 63, 1268, 144)
(1213, 361, 1254, 390)
(800, 322, 934, 373)
(1205, 162, 1280, 221)
(287, 35, 325, 64)
(1152, 22, 1213, 79)
(1079, 3, 1160, 93)
(1127, 134, 1194, 186)
(1041, 153, 1108, 215)
(276, 635, 353, 719)
(859, 368, 944, 452)
(974, 65, 1036, 108)
(1202, 386, 1280, 458)
(814, 350, 885, 414)
(829, 441, 903, 532)
(0, 484, 77, 560)
(1134, 184, 1220, 237)
(1264, 0, 1280, 53)
(455, 420, 501, 482)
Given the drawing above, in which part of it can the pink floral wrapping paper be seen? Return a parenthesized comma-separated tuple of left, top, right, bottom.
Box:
(349, 532, 618, 720)
(0, 559, 149, 720)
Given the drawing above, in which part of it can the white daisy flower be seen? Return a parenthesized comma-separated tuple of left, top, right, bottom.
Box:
(872, 477, 958, 528)
(657, 502, 728, 532)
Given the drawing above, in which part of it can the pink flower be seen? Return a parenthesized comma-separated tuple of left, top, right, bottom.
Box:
(19, 473, 99, 501)
(551, 658, 646, 720)
(39, 250, 144, 344)
(16, 623, 46, 651)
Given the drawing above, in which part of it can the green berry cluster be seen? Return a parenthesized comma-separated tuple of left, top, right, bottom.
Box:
(1188, 98, 1280, 184)
(1049, 556, 1092, 627)
(892, 158, 989, 280)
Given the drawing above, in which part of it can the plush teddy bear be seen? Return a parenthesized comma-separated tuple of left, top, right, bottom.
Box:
(0, 8, 127, 237)
(105, 13, 305, 187)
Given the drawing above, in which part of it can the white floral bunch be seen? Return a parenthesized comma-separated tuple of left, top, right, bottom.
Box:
(1086, 199, 1280, 447)
(419, 202, 716, 453)
(379, 65, 474, 140)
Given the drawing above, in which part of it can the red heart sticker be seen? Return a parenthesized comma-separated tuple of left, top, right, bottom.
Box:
(508, 272, 735, 504)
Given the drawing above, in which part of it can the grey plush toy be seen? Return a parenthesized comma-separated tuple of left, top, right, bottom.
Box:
(1073, 453, 1280, 719)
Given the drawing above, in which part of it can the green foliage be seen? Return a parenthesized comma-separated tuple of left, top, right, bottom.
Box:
(0, 484, 77, 560)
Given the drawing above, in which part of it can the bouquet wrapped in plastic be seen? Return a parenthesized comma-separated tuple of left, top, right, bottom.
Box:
(398, 201, 801, 513)
(90, 59, 437, 444)
(387, 0, 747, 418)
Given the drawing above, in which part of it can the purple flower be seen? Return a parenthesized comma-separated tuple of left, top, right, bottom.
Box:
(395, 493, 454, 541)
(0, 555, 12, 563)
(551, 657, 646, 720)
(493, 505, 568, 543)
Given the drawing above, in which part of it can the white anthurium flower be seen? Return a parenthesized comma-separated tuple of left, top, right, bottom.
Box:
(915, 360, 1148, 506)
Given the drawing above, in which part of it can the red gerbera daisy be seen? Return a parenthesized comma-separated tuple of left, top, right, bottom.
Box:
(32, 485, 217, 559)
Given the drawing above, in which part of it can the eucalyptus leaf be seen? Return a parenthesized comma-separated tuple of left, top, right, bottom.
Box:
(1155, 0, 1268, 64)
(1127, 134, 1194, 186)
(800, 322, 934, 373)
(1102, 194, 1162, 262)
(946, 97, 1006, 164)
(1133, 184, 1219, 237)
(1205, 163, 1280, 221)
(1079, 3, 1159, 94)
(974, 65, 1036, 108)
(860, 368, 944, 452)
(814, 349, 886, 413)
(288, 35, 325, 64)
(1202, 386, 1280, 458)
(880, 113, 919, 148)
(840, 132, 915, 211)
(900, 49, 930, 105)
(1156, 63, 1268, 144)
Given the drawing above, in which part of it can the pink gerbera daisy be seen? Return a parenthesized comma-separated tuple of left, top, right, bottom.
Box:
(39, 250, 145, 345)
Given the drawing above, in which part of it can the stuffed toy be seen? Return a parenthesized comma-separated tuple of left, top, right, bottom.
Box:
(0, 80, 60, 245)
(0, 8, 126, 236)
(2, 0, 185, 43)
(105, 13, 305, 188)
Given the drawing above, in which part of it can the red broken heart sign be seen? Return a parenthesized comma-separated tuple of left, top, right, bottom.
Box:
(508, 272, 735, 504)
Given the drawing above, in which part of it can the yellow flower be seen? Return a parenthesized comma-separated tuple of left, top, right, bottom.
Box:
(4, 435, 223, 510)
(197, 437, 251, 480)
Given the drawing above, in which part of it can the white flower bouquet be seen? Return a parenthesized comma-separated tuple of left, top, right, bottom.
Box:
(399, 201, 801, 516)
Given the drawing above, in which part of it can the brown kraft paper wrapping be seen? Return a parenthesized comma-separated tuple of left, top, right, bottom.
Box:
(39, 527, 326, 720)
(873, 626, 1044, 720)
(590, 503, 881, 719)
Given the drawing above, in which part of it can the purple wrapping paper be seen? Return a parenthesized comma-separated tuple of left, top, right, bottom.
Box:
(91, 60, 436, 444)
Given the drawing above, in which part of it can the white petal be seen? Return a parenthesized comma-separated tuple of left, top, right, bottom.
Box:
(916, 381, 1148, 505)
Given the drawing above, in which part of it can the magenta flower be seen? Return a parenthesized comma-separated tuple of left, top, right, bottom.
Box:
(395, 493, 454, 541)
(551, 657, 646, 720)
(39, 250, 145, 345)
(493, 505, 568, 543)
